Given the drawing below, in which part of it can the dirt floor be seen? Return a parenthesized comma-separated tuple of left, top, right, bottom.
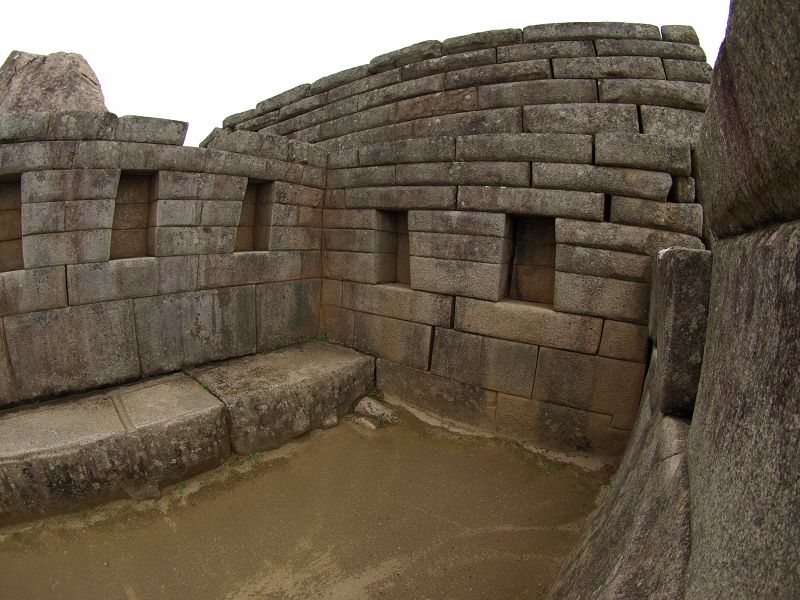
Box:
(0, 404, 612, 600)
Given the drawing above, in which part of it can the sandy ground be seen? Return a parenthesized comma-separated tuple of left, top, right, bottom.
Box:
(0, 406, 612, 600)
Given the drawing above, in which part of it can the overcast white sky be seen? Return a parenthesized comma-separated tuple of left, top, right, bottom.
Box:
(3, 0, 731, 146)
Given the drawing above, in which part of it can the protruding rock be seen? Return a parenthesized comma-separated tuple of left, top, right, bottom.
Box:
(0, 50, 106, 113)
(354, 396, 399, 426)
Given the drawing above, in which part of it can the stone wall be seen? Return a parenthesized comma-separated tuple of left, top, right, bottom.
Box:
(0, 112, 325, 406)
(209, 21, 710, 453)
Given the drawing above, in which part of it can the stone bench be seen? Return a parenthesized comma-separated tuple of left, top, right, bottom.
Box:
(0, 341, 374, 524)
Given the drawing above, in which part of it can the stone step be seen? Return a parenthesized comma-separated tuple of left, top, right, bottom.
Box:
(0, 341, 375, 524)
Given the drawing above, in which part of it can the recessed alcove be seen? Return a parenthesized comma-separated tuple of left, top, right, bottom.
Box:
(235, 180, 272, 251)
(0, 179, 22, 272)
(507, 216, 555, 305)
(110, 173, 153, 259)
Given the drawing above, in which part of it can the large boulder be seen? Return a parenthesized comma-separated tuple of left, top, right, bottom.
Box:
(0, 50, 106, 113)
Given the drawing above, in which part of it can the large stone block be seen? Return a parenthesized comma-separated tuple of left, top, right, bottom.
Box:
(522, 22, 661, 42)
(358, 74, 445, 111)
(153, 171, 246, 201)
(454, 297, 603, 353)
(47, 111, 117, 141)
(494, 394, 629, 454)
(532, 347, 645, 428)
(695, 0, 800, 240)
(444, 60, 550, 90)
(458, 187, 603, 221)
(326, 69, 401, 104)
(409, 231, 511, 263)
(0, 321, 19, 407)
(269, 226, 321, 251)
(598, 79, 710, 111)
(22, 168, 120, 202)
(196, 251, 301, 289)
(555, 218, 704, 255)
(532, 163, 672, 201)
(686, 219, 800, 600)
(255, 279, 320, 351)
(134, 287, 256, 376)
(190, 342, 374, 454)
(595, 38, 706, 60)
(148, 226, 236, 256)
(408, 209, 510, 237)
(395, 161, 530, 187)
(595, 132, 692, 175)
(556, 243, 652, 282)
(0, 112, 51, 142)
(115, 116, 188, 145)
(599, 320, 649, 363)
(497, 41, 596, 62)
(412, 107, 522, 138)
(662, 59, 713, 83)
(323, 250, 395, 283)
(400, 49, 495, 81)
(4, 300, 140, 400)
(323, 208, 397, 231)
(410, 256, 508, 301)
(441, 28, 522, 55)
(66, 256, 197, 305)
(326, 165, 395, 189)
(323, 228, 396, 253)
(368, 40, 442, 74)
(377, 358, 496, 429)
(455, 132, 592, 163)
(554, 271, 650, 324)
(358, 136, 455, 166)
(0, 266, 67, 316)
(477, 79, 597, 109)
(340, 281, 452, 326)
(0, 141, 76, 176)
(352, 311, 432, 370)
(345, 186, 456, 210)
(522, 103, 638, 134)
(395, 88, 478, 122)
(431, 328, 538, 397)
(22, 229, 111, 267)
(611, 195, 702, 236)
(552, 56, 666, 79)
(648, 247, 712, 416)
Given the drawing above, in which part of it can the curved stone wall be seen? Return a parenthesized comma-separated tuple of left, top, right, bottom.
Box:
(206, 21, 710, 454)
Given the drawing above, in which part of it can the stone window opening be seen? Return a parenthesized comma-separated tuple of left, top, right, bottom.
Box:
(110, 172, 153, 260)
(235, 181, 272, 251)
(506, 216, 556, 305)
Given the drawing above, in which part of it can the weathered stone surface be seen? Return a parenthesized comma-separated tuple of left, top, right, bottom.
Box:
(599, 79, 710, 111)
(0, 141, 76, 175)
(408, 209, 509, 237)
(523, 103, 638, 134)
(352, 311, 432, 370)
(410, 256, 507, 301)
(595, 132, 692, 175)
(497, 41, 595, 62)
(327, 165, 395, 189)
(0, 321, 19, 407)
(148, 226, 236, 256)
(441, 29, 521, 55)
(532, 163, 672, 201)
(599, 320, 649, 363)
(323, 228, 395, 253)
(431, 328, 538, 397)
(134, 287, 255, 376)
(396, 161, 529, 187)
(323, 250, 395, 284)
(670, 176, 696, 204)
(310, 64, 370, 95)
(595, 38, 706, 61)
(269, 226, 321, 251)
(358, 75, 444, 111)
(662, 59, 713, 83)
(458, 187, 603, 221)
(377, 358, 495, 429)
(4, 300, 140, 400)
(46, 111, 117, 140)
(323, 208, 396, 231)
(686, 220, 800, 599)
(22, 168, 120, 202)
(326, 69, 401, 105)
(255, 83, 311, 114)
(523, 22, 661, 42)
(0, 51, 106, 113)
(409, 231, 510, 263)
(341, 281, 451, 326)
(354, 397, 399, 425)
(696, 0, 800, 240)
(255, 279, 320, 351)
(358, 137, 454, 165)
(556, 243, 652, 282)
(648, 247, 712, 416)
(115, 116, 188, 145)
(478, 79, 596, 109)
(554, 271, 650, 324)
(661, 24, 700, 45)
(494, 394, 629, 454)
(23, 229, 111, 268)
(369, 41, 442, 74)
(552, 56, 665, 79)
(396, 88, 478, 122)
(400, 50, 495, 81)
(555, 218, 704, 255)
(0, 266, 66, 316)
(412, 108, 522, 138)
(0, 112, 51, 142)
(191, 342, 373, 454)
(345, 186, 456, 210)
(455, 132, 592, 163)
(455, 297, 602, 353)
(66, 256, 198, 305)
(611, 196, 703, 236)
(154, 171, 246, 201)
(444, 60, 550, 90)
(640, 105, 705, 145)
(550, 401, 691, 598)
(533, 347, 645, 429)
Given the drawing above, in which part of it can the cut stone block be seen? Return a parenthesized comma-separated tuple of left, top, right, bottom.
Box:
(4, 300, 140, 400)
(358, 137, 455, 166)
(599, 79, 710, 111)
(441, 28, 522, 55)
(522, 22, 661, 42)
(663, 59, 713, 83)
(323, 250, 395, 284)
(556, 244, 652, 283)
(377, 358, 496, 430)
(599, 320, 649, 363)
(532, 163, 673, 201)
(395, 88, 478, 122)
(640, 105, 705, 145)
(595, 132, 692, 176)
(369, 40, 442, 74)
(455, 132, 592, 163)
(412, 108, 522, 138)
(0, 141, 76, 176)
(611, 196, 702, 236)
(153, 171, 246, 201)
(409, 231, 511, 263)
(555, 218, 704, 255)
(21, 168, 120, 202)
(345, 186, 456, 210)
(0, 321, 19, 407)
(458, 187, 603, 221)
(22, 229, 111, 268)
(134, 287, 256, 376)
(147, 226, 236, 256)
(323, 208, 397, 231)
(478, 79, 597, 109)
(190, 342, 374, 454)
(554, 271, 650, 324)
(395, 162, 530, 187)
(0, 266, 67, 316)
(444, 60, 550, 90)
(523, 103, 638, 134)
(352, 311, 432, 370)
(408, 209, 510, 237)
(0, 112, 51, 142)
(47, 111, 117, 141)
(340, 281, 452, 327)
(497, 41, 596, 62)
(327, 166, 396, 189)
(552, 56, 665, 79)
(400, 49, 495, 81)
(197, 252, 301, 289)
(115, 116, 188, 145)
(648, 247, 712, 416)
(256, 279, 320, 351)
(323, 229, 396, 253)
(454, 297, 602, 354)
(595, 38, 706, 61)
(410, 256, 508, 301)
(661, 25, 700, 45)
